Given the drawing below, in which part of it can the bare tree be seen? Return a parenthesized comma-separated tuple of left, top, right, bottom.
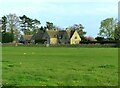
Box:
(6, 13, 20, 42)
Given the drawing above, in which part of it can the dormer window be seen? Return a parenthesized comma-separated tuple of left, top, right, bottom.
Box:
(54, 35, 57, 37)
(75, 36, 77, 39)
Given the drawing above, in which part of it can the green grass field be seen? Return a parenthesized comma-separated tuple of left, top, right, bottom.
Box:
(2, 46, 118, 86)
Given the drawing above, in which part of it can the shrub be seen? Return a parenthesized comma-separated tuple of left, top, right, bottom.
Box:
(2, 32, 14, 43)
(95, 36, 104, 42)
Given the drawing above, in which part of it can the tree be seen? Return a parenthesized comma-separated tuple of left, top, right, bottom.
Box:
(1, 16, 7, 33)
(95, 36, 104, 41)
(98, 18, 117, 39)
(32, 19, 41, 33)
(68, 24, 86, 37)
(54, 26, 63, 30)
(6, 14, 20, 33)
(20, 15, 41, 34)
(6, 14, 20, 42)
(19, 15, 32, 34)
(114, 22, 120, 40)
(39, 26, 45, 32)
(46, 22, 54, 30)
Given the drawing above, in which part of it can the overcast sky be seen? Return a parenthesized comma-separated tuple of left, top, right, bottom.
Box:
(0, 0, 119, 37)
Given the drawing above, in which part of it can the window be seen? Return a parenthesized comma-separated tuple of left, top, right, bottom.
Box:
(75, 41, 78, 44)
(54, 35, 57, 37)
(75, 36, 77, 39)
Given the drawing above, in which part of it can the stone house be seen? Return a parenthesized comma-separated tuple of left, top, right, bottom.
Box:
(20, 29, 81, 44)
(42, 30, 81, 44)
(20, 35, 34, 43)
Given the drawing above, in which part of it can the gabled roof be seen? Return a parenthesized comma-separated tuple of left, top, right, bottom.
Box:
(22, 35, 33, 41)
(45, 30, 78, 39)
(58, 30, 66, 37)
(66, 29, 75, 38)
(46, 30, 59, 38)
(57, 30, 70, 39)
(32, 30, 44, 40)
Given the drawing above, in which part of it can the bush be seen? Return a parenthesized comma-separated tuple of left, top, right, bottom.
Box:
(2, 32, 14, 43)
(95, 37, 104, 42)
(49, 43, 117, 48)
(116, 40, 120, 47)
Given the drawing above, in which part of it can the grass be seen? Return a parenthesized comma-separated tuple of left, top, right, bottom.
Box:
(2, 46, 118, 86)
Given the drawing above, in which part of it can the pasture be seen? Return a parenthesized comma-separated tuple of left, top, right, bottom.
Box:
(2, 46, 118, 86)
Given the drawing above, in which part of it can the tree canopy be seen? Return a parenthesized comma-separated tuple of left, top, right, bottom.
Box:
(68, 24, 86, 37)
(1, 13, 119, 43)
(98, 18, 117, 39)
(19, 15, 41, 35)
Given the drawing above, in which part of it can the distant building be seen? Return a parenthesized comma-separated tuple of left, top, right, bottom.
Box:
(20, 35, 34, 43)
(20, 29, 81, 45)
(42, 30, 81, 45)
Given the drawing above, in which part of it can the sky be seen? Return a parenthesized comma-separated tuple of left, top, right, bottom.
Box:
(0, 0, 119, 37)
(118, 1, 120, 21)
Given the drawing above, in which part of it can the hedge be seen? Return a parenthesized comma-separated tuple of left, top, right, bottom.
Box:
(2, 32, 14, 43)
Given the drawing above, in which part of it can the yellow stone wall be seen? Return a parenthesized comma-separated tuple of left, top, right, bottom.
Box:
(50, 38, 58, 44)
(70, 31, 81, 44)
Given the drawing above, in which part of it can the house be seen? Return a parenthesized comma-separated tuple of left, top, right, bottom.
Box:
(20, 29, 81, 45)
(32, 30, 45, 44)
(42, 29, 81, 44)
(69, 30, 81, 44)
(20, 35, 34, 43)
(57, 30, 70, 44)
(42, 30, 58, 44)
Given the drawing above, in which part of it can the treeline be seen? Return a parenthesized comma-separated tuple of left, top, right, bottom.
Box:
(0, 13, 120, 44)
(0, 14, 86, 43)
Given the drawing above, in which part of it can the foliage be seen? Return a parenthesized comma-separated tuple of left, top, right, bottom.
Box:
(1, 16, 7, 32)
(95, 36, 104, 42)
(0, 14, 21, 42)
(98, 18, 117, 39)
(35, 39, 46, 44)
(1, 14, 119, 43)
(2, 32, 14, 43)
(32, 19, 41, 33)
(19, 15, 40, 35)
(46, 22, 54, 30)
(39, 26, 46, 32)
(68, 24, 86, 37)
(80, 40, 117, 46)
(45, 22, 61, 30)
(80, 36, 87, 42)
(6, 14, 20, 34)
(114, 23, 120, 40)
